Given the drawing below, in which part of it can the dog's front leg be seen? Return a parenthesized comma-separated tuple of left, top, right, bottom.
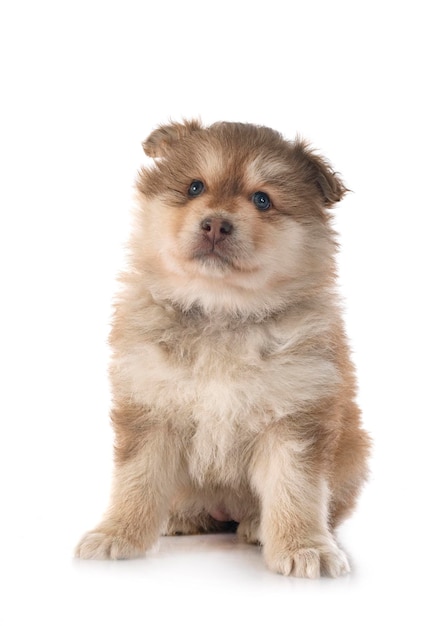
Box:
(76, 421, 179, 560)
(250, 421, 350, 578)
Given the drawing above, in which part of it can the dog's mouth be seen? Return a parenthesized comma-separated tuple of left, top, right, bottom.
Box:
(192, 249, 233, 268)
(186, 225, 259, 277)
(188, 236, 261, 277)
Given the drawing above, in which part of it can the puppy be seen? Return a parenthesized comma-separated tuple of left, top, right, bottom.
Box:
(76, 120, 370, 578)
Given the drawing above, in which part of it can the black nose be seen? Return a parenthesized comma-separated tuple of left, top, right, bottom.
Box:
(200, 217, 234, 244)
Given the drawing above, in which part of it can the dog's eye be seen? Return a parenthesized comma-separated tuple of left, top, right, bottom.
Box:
(188, 180, 205, 197)
(252, 191, 271, 211)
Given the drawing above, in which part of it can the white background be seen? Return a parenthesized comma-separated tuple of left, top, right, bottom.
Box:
(1, 1, 440, 624)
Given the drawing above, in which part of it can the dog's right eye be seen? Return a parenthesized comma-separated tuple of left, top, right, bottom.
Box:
(188, 180, 205, 197)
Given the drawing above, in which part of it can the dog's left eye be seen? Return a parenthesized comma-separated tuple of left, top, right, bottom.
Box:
(252, 191, 271, 211)
(188, 180, 205, 197)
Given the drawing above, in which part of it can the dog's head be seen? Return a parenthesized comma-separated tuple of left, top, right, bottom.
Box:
(134, 120, 347, 317)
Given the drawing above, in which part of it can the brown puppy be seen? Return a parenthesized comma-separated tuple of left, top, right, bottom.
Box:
(76, 120, 370, 578)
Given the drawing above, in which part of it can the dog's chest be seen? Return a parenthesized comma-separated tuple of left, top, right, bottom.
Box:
(119, 324, 274, 420)
(116, 316, 338, 426)
(115, 315, 338, 480)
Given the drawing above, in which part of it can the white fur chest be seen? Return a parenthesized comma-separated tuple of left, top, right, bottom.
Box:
(113, 318, 338, 420)
(113, 313, 339, 477)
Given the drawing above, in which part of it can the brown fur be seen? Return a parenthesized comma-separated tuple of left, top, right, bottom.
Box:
(76, 120, 370, 577)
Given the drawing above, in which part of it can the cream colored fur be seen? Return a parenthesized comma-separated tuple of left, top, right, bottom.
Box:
(76, 120, 370, 577)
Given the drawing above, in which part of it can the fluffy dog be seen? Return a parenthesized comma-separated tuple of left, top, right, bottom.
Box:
(76, 120, 370, 578)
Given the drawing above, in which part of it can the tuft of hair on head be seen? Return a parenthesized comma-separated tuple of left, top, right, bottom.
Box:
(293, 139, 348, 207)
(142, 119, 203, 158)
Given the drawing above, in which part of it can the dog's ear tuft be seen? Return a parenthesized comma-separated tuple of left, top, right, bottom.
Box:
(293, 139, 348, 207)
(143, 120, 202, 158)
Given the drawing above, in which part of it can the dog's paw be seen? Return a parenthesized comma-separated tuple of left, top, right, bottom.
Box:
(75, 531, 146, 560)
(237, 518, 261, 545)
(264, 542, 350, 578)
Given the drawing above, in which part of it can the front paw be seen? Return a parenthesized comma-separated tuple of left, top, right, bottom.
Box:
(264, 541, 350, 578)
(75, 530, 146, 560)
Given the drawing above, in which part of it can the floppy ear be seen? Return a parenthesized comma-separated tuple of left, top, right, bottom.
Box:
(293, 139, 348, 207)
(142, 119, 202, 158)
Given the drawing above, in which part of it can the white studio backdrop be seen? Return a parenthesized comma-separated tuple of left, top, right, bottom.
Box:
(0, 1, 440, 624)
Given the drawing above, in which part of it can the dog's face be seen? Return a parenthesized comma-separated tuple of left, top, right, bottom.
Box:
(134, 121, 346, 315)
